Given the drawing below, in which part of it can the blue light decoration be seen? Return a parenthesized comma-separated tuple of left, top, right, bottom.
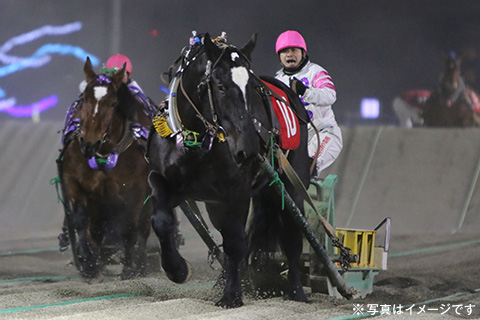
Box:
(1, 95, 58, 117)
(0, 22, 100, 118)
(360, 97, 380, 119)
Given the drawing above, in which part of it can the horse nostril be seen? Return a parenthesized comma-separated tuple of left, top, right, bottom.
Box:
(83, 145, 94, 158)
(94, 140, 102, 150)
(81, 140, 102, 159)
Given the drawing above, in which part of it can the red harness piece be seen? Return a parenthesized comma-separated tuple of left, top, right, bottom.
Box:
(262, 81, 300, 150)
(466, 88, 480, 114)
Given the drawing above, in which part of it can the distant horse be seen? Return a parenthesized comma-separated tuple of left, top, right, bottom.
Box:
(57, 58, 154, 280)
(422, 52, 480, 127)
(147, 32, 310, 308)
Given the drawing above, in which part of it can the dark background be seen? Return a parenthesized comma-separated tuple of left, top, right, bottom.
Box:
(1, 0, 480, 126)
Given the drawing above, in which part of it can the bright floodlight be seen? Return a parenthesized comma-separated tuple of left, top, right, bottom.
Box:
(361, 98, 380, 119)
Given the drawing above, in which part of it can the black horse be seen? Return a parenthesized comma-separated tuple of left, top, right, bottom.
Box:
(147, 33, 310, 308)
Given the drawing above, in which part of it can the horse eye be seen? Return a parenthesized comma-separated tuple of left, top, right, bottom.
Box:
(217, 84, 226, 93)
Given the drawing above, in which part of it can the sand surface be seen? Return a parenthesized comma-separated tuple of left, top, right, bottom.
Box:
(1, 216, 479, 319)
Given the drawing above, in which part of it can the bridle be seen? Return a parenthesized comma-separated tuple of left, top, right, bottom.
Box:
(64, 73, 149, 170)
(160, 37, 248, 152)
(178, 59, 224, 138)
(78, 74, 120, 156)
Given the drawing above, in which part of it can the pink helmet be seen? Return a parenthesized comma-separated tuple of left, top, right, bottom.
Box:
(275, 30, 307, 54)
(106, 54, 132, 73)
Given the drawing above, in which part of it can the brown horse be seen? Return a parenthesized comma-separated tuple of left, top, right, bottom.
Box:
(57, 57, 154, 280)
(422, 52, 480, 127)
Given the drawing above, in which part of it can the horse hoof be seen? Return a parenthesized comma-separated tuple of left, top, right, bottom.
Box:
(121, 268, 136, 280)
(165, 259, 193, 284)
(57, 232, 70, 251)
(137, 264, 149, 278)
(215, 295, 244, 309)
(81, 266, 99, 281)
(287, 288, 308, 303)
(83, 273, 104, 284)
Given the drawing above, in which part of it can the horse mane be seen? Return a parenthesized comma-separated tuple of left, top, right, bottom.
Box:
(116, 82, 139, 121)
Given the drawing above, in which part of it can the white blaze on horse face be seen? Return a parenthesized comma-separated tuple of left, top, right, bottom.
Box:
(231, 52, 239, 62)
(231, 66, 249, 109)
(93, 86, 108, 116)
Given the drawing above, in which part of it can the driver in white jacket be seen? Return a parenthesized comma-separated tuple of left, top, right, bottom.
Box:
(275, 30, 342, 178)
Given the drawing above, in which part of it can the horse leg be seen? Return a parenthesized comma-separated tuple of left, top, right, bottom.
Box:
(133, 201, 152, 277)
(122, 237, 140, 280)
(206, 200, 248, 308)
(133, 229, 150, 278)
(119, 215, 138, 280)
(119, 201, 150, 279)
(148, 172, 192, 283)
(71, 202, 99, 279)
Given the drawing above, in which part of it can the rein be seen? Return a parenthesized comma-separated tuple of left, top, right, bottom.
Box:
(266, 147, 353, 271)
(178, 73, 219, 135)
(180, 45, 228, 132)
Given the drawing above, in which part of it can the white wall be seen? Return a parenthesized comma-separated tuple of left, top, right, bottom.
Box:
(323, 126, 480, 235)
(1, 122, 478, 251)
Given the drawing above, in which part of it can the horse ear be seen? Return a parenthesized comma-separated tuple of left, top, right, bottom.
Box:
(204, 33, 222, 61)
(112, 63, 126, 89)
(84, 57, 96, 82)
(240, 33, 257, 61)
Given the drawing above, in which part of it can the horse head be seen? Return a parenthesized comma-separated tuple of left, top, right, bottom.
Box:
(177, 32, 260, 164)
(78, 57, 125, 159)
(440, 51, 463, 97)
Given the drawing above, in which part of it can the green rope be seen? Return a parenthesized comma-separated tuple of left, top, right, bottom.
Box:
(184, 141, 202, 148)
(50, 177, 65, 205)
(268, 134, 285, 210)
(143, 195, 150, 205)
(101, 67, 118, 74)
(183, 130, 202, 148)
(268, 171, 285, 210)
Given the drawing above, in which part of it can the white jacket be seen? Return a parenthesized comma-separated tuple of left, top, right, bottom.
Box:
(275, 60, 339, 131)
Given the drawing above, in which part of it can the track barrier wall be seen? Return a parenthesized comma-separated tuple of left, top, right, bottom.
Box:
(0, 121, 64, 249)
(1, 121, 479, 249)
(323, 126, 480, 235)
